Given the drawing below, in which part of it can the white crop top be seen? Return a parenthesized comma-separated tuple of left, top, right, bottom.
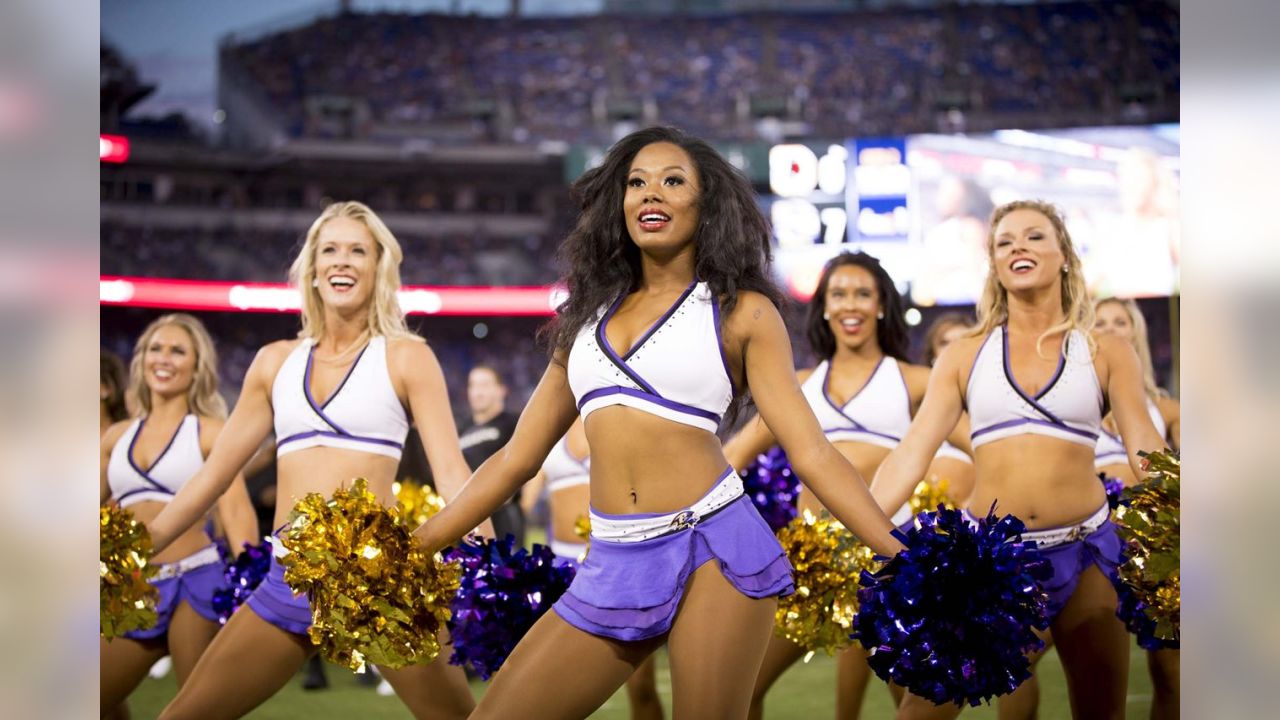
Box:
(541, 437, 590, 493)
(108, 414, 205, 508)
(1095, 398, 1166, 468)
(966, 326, 1103, 450)
(272, 336, 409, 460)
(567, 281, 734, 434)
(800, 357, 912, 450)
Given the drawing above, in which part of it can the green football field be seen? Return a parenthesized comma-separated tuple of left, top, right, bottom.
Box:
(128, 637, 1155, 719)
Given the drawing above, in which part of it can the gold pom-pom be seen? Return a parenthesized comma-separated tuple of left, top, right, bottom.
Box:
(281, 478, 461, 672)
(774, 509, 881, 657)
(1114, 450, 1180, 643)
(100, 505, 159, 639)
(908, 477, 954, 517)
(392, 479, 447, 527)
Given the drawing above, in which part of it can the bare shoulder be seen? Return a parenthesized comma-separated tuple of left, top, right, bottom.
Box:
(386, 335, 435, 365)
(102, 419, 132, 449)
(248, 338, 301, 387)
(933, 334, 986, 389)
(1091, 332, 1135, 371)
(796, 367, 817, 385)
(1155, 393, 1180, 417)
(723, 290, 782, 333)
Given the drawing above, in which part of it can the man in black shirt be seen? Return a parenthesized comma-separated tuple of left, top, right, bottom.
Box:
(456, 364, 524, 546)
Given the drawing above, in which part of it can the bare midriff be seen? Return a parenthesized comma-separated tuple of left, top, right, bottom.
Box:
(128, 500, 213, 565)
(584, 405, 731, 516)
(971, 435, 1105, 528)
(273, 446, 401, 530)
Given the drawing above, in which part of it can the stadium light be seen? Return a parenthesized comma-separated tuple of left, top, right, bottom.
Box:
(100, 276, 560, 317)
(100, 134, 130, 163)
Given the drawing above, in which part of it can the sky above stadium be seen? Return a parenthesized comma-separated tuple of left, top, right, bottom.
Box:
(101, 0, 604, 130)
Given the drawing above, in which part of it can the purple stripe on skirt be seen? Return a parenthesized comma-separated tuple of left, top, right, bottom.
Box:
(123, 558, 225, 640)
(551, 495, 794, 642)
(245, 555, 313, 636)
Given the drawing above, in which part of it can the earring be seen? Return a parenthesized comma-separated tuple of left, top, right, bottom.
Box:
(312, 278, 320, 287)
(823, 312, 830, 321)
(1062, 265, 1068, 274)
(877, 311, 884, 319)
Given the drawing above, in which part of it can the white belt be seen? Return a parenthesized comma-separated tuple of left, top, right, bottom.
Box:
(152, 545, 223, 581)
(966, 502, 1110, 549)
(550, 538, 587, 559)
(588, 470, 744, 544)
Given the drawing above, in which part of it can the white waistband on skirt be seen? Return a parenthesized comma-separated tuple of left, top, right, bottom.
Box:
(588, 469, 744, 544)
(152, 545, 223, 581)
(550, 538, 587, 559)
(965, 502, 1110, 549)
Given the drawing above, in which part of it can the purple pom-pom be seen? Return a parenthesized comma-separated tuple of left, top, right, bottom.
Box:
(740, 446, 801, 533)
(444, 535, 576, 680)
(1099, 473, 1126, 511)
(212, 541, 272, 624)
(853, 506, 1051, 707)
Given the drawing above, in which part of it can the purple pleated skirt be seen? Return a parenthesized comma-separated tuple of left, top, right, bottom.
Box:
(1035, 519, 1124, 620)
(552, 495, 794, 642)
(244, 555, 313, 636)
(123, 553, 224, 640)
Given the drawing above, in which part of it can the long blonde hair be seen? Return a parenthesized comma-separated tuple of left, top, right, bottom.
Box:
(1095, 297, 1163, 400)
(288, 201, 419, 344)
(127, 313, 228, 420)
(969, 199, 1094, 357)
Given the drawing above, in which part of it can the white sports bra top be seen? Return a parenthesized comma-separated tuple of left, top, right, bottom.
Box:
(1095, 398, 1166, 468)
(108, 414, 205, 508)
(800, 357, 912, 450)
(966, 325, 1103, 450)
(567, 281, 734, 435)
(272, 336, 408, 460)
(541, 437, 590, 493)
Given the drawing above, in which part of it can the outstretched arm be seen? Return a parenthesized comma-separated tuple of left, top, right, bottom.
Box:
(1100, 335, 1168, 483)
(146, 347, 278, 553)
(871, 342, 967, 514)
(732, 294, 901, 557)
(414, 354, 578, 554)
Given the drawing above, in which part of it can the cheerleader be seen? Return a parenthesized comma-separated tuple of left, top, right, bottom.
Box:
(413, 127, 902, 719)
(1095, 296, 1180, 720)
(100, 314, 259, 715)
(141, 202, 480, 720)
(999, 296, 1182, 720)
(523, 418, 665, 720)
(721, 251, 971, 719)
(871, 200, 1167, 719)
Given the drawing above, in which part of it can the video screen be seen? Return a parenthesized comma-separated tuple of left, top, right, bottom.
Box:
(908, 124, 1180, 305)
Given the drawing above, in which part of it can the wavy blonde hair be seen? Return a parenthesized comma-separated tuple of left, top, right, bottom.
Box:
(127, 313, 228, 420)
(288, 201, 419, 344)
(1095, 297, 1163, 400)
(969, 199, 1094, 357)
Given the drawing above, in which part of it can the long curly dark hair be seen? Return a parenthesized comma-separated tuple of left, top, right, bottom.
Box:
(544, 126, 782, 352)
(805, 251, 910, 362)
